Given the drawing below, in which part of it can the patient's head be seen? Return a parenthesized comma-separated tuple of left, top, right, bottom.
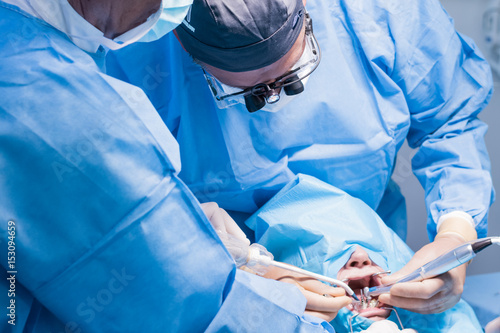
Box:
(337, 246, 391, 321)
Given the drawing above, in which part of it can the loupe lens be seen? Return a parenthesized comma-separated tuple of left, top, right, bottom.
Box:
(283, 75, 304, 95)
(244, 94, 266, 112)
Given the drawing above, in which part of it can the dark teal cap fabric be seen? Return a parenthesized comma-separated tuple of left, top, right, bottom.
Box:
(175, 0, 305, 72)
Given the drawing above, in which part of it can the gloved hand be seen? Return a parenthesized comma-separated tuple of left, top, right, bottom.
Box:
(379, 216, 476, 314)
(200, 202, 250, 246)
(200, 202, 352, 321)
(486, 316, 500, 333)
(360, 320, 417, 332)
(263, 265, 352, 322)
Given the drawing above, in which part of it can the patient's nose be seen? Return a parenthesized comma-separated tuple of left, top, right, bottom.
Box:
(346, 246, 372, 268)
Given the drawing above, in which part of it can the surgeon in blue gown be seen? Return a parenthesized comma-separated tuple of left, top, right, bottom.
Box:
(0, 0, 342, 332)
(106, 0, 495, 315)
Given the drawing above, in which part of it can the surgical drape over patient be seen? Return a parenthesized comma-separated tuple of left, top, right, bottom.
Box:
(246, 174, 483, 332)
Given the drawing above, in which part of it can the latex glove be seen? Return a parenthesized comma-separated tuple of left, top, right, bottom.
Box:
(379, 217, 476, 314)
(263, 265, 352, 322)
(200, 202, 250, 246)
(360, 320, 417, 332)
(486, 316, 500, 333)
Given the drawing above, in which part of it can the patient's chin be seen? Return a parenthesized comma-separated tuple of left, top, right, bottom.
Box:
(367, 314, 389, 321)
(356, 305, 391, 320)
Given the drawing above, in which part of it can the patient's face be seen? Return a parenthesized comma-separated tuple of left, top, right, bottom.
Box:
(337, 246, 391, 321)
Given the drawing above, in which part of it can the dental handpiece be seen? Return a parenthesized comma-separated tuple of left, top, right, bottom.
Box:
(268, 260, 360, 301)
(367, 237, 498, 297)
(219, 233, 360, 301)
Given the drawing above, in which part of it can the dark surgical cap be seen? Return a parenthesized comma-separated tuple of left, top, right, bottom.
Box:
(175, 0, 305, 72)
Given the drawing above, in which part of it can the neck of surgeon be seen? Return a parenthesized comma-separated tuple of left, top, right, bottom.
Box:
(68, 0, 161, 39)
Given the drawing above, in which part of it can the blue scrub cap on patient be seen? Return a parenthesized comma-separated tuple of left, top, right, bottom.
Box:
(175, 0, 305, 72)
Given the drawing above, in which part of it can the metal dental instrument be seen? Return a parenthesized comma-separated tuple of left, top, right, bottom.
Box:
(371, 270, 391, 277)
(364, 287, 371, 303)
(269, 260, 360, 301)
(220, 233, 360, 301)
(348, 313, 360, 332)
(381, 308, 404, 330)
(361, 270, 391, 302)
(367, 237, 500, 297)
(359, 289, 365, 308)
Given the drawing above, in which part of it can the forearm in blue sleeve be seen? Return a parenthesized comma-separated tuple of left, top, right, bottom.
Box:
(399, 2, 494, 238)
(0, 76, 332, 332)
(0, 134, 331, 332)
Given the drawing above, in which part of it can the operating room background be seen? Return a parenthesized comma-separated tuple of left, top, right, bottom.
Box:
(396, 0, 500, 275)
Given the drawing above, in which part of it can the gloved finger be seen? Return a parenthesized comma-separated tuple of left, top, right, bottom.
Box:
(220, 208, 250, 245)
(302, 290, 352, 312)
(378, 291, 455, 314)
(299, 279, 346, 298)
(378, 294, 433, 313)
(277, 275, 347, 298)
(200, 202, 227, 234)
(384, 277, 446, 299)
(381, 262, 425, 285)
(304, 310, 339, 322)
(485, 316, 500, 333)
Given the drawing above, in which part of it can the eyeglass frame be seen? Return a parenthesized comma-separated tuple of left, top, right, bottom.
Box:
(202, 11, 321, 105)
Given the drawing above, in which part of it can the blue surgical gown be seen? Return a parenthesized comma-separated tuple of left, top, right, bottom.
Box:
(107, 0, 494, 240)
(0, 2, 333, 332)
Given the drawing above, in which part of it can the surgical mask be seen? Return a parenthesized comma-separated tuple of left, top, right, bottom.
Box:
(27, 0, 192, 53)
(259, 75, 309, 112)
(139, 0, 193, 43)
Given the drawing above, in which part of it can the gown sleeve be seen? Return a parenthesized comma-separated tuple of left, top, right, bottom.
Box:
(350, 0, 494, 238)
(0, 9, 332, 331)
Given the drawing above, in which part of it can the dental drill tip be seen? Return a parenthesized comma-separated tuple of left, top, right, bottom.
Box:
(471, 238, 493, 253)
(363, 287, 371, 302)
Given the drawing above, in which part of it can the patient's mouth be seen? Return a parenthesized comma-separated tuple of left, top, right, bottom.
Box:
(345, 274, 391, 319)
